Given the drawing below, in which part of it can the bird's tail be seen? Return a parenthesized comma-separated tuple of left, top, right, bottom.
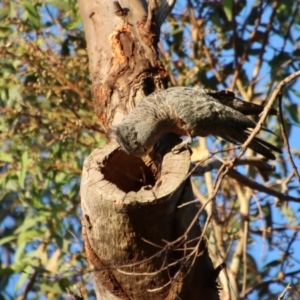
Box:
(220, 130, 282, 160)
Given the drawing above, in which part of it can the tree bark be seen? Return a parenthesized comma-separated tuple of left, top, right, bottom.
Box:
(78, 0, 221, 298)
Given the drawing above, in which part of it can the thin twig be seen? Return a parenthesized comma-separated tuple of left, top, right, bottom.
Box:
(278, 92, 300, 181)
(280, 231, 298, 274)
(237, 70, 300, 160)
(251, 1, 279, 84)
(230, 1, 265, 90)
(191, 158, 300, 202)
(278, 283, 291, 300)
(228, 169, 300, 202)
(19, 270, 38, 300)
(191, 157, 274, 177)
(187, 0, 227, 88)
(241, 219, 249, 297)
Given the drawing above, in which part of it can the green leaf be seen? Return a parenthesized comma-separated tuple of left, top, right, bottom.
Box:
(55, 172, 67, 183)
(15, 216, 40, 234)
(0, 7, 10, 20)
(0, 151, 13, 162)
(263, 259, 281, 270)
(0, 235, 16, 246)
(17, 229, 43, 244)
(64, 18, 81, 30)
(15, 266, 31, 291)
(223, 0, 233, 21)
(262, 202, 273, 245)
(14, 242, 27, 266)
(19, 151, 29, 189)
(0, 267, 14, 276)
(22, 0, 40, 28)
(44, 0, 70, 11)
(286, 103, 300, 124)
(39, 282, 63, 293)
(281, 205, 295, 226)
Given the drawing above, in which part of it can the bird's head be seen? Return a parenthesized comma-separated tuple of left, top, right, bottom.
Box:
(111, 124, 150, 157)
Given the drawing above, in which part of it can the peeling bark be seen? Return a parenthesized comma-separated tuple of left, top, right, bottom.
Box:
(78, 0, 168, 127)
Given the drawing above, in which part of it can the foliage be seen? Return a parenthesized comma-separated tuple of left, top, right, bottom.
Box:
(0, 0, 103, 299)
(0, 0, 300, 299)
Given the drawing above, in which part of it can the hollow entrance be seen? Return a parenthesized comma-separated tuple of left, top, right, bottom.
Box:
(102, 149, 157, 193)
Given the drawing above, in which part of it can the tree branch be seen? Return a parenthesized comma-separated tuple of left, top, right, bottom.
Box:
(278, 92, 300, 181)
(190, 158, 300, 202)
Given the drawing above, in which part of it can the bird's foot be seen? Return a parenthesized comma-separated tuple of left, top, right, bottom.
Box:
(171, 137, 193, 155)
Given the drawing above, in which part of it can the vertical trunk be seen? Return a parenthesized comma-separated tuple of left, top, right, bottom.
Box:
(78, 0, 169, 127)
(78, 0, 220, 298)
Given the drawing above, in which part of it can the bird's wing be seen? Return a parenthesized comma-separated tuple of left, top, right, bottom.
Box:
(206, 90, 277, 115)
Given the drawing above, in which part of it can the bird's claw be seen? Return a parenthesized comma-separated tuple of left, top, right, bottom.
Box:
(171, 140, 193, 155)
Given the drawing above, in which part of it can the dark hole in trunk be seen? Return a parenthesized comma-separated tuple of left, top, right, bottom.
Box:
(102, 149, 156, 193)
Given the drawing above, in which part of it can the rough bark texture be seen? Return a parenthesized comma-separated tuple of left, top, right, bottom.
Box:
(78, 0, 220, 299)
(78, 0, 169, 128)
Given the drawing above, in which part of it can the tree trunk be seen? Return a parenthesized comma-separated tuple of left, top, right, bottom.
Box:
(78, 0, 220, 298)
